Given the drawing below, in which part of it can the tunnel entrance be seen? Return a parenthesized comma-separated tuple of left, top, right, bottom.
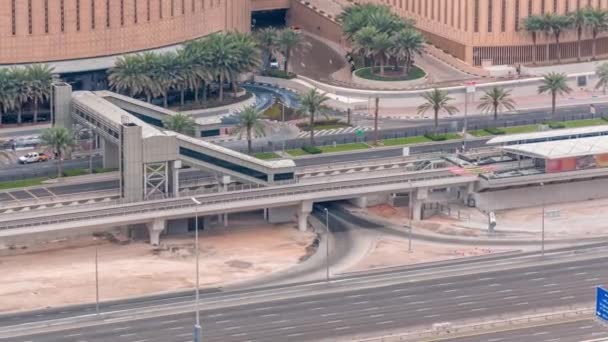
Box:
(252, 9, 287, 29)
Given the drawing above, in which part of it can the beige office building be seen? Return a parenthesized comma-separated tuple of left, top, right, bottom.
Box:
(363, 0, 608, 66)
(0, 0, 252, 65)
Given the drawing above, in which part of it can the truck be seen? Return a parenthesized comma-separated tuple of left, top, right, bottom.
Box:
(18, 152, 49, 164)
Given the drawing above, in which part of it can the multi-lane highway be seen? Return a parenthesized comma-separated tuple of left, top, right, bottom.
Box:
(2, 251, 607, 342)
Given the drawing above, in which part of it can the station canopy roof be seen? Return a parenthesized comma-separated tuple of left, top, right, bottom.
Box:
(486, 125, 608, 145)
(501, 135, 608, 159)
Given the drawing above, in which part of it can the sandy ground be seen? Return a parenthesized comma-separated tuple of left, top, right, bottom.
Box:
(347, 238, 509, 273)
(0, 220, 315, 313)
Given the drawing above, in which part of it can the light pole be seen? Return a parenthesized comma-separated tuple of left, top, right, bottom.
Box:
(463, 82, 476, 152)
(324, 207, 330, 282)
(95, 247, 99, 316)
(408, 180, 413, 253)
(540, 183, 545, 257)
(281, 101, 286, 153)
(190, 197, 202, 342)
(89, 129, 94, 174)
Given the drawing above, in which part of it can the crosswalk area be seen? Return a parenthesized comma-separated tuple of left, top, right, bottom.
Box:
(296, 126, 372, 138)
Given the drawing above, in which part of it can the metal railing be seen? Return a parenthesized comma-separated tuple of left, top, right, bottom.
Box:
(0, 171, 475, 230)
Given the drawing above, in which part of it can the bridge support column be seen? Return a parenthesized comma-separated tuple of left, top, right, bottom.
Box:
(348, 197, 368, 209)
(411, 187, 429, 221)
(147, 218, 166, 246)
(101, 138, 119, 169)
(298, 201, 313, 232)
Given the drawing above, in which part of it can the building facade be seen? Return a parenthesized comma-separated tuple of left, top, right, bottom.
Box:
(0, 0, 251, 65)
(364, 0, 608, 66)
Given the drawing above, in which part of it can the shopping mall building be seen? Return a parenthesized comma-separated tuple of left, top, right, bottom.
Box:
(364, 0, 608, 66)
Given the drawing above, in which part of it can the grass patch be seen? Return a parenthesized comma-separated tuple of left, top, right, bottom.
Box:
(382, 135, 432, 146)
(318, 143, 370, 153)
(354, 66, 426, 81)
(297, 119, 351, 132)
(470, 129, 495, 137)
(262, 102, 300, 121)
(254, 152, 281, 160)
(312, 123, 352, 130)
(62, 169, 89, 177)
(286, 149, 311, 157)
(501, 125, 540, 134)
(0, 177, 48, 190)
(560, 118, 608, 128)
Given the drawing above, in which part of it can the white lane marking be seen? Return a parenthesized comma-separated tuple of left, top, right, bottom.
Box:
(392, 289, 406, 293)
(353, 301, 370, 305)
(497, 289, 513, 293)
(410, 301, 427, 305)
(487, 338, 505, 342)
(168, 326, 184, 331)
(457, 302, 476, 306)
(580, 325, 595, 329)
(547, 290, 562, 294)
(471, 308, 487, 312)
(488, 283, 501, 287)
(415, 307, 431, 312)
(287, 333, 303, 337)
(347, 294, 363, 298)
(431, 282, 455, 287)
(262, 313, 279, 317)
(376, 321, 394, 325)
(279, 326, 295, 330)
(399, 295, 415, 299)
(424, 314, 440, 318)
(560, 296, 575, 300)
(65, 333, 82, 337)
(361, 307, 379, 312)
(575, 272, 588, 276)
(321, 312, 337, 317)
(533, 331, 549, 336)
(161, 320, 178, 325)
(479, 277, 495, 281)
(543, 283, 558, 287)
(335, 326, 351, 330)
(302, 300, 320, 305)
(208, 313, 224, 318)
(370, 314, 385, 318)
(444, 289, 459, 293)
(530, 278, 545, 281)
(232, 333, 247, 337)
(586, 278, 601, 282)
(176, 333, 191, 337)
(309, 307, 325, 311)
(326, 320, 343, 324)
(524, 271, 539, 275)
(271, 320, 287, 324)
(224, 326, 241, 331)
(216, 320, 232, 324)
(111, 327, 131, 332)
(504, 296, 519, 300)
(455, 295, 471, 299)
(514, 302, 529, 306)
(119, 333, 136, 337)
(254, 306, 274, 311)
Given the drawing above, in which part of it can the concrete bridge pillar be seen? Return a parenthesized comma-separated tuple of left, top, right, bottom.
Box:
(349, 197, 368, 209)
(101, 138, 119, 169)
(147, 218, 166, 245)
(411, 187, 429, 221)
(298, 201, 313, 232)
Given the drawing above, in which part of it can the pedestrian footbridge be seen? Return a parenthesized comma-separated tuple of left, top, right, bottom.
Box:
(54, 83, 295, 203)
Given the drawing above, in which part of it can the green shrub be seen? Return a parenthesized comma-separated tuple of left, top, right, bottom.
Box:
(424, 133, 448, 141)
(301, 146, 322, 154)
(263, 70, 296, 79)
(62, 169, 88, 177)
(547, 121, 566, 129)
(483, 127, 506, 135)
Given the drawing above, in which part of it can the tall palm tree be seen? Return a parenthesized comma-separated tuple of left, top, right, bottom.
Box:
(183, 39, 213, 103)
(108, 54, 147, 97)
(524, 16, 545, 65)
(162, 113, 196, 136)
(542, 13, 573, 64)
(234, 107, 266, 155)
(207, 33, 238, 102)
(139, 52, 162, 103)
(595, 62, 608, 94)
(370, 32, 392, 76)
(25, 64, 53, 124)
(538, 72, 572, 116)
(152, 52, 181, 108)
(298, 88, 329, 146)
(0, 68, 18, 126)
(569, 8, 590, 62)
(353, 26, 379, 66)
(11, 68, 31, 124)
(477, 87, 517, 122)
(229, 32, 261, 96)
(278, 29, 304, 72)
(255, 27, 279, 70)
(391, 29, 425, 75)
(417, 88, 459, 135)
(174, 51, 196, 107)
(586, 8, 608, 60)
(40, 127, 76, 178)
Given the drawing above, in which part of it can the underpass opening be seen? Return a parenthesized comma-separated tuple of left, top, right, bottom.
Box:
(252, 10, 287, 29)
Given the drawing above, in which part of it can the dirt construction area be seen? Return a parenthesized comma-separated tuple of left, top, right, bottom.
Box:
(0, 220, 315, 313)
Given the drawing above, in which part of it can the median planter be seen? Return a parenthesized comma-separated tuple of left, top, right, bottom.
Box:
(301, 146, 322, 154)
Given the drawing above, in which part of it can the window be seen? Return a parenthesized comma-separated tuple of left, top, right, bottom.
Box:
(474, 0, 480, 32)
(45, 0, 49, 33)
(444, 0, 448, 24)
(106, 0, 110, 27)
(92, 0, 96, 29)
(11, 0, 16, 35)
(61, 0, 65, 32)
(171, 0, 175, 16)
(147, 0, 151, 21)
(515, 0, 520, 30)
(488, 0, 493, 32)
(76, 0, 81, 31)
(553, 0, 558, 12)
(120, 0, 124, 26)
(528, 0, 533, 16)
(28, 0, 32, 34)
(182, 0, 185, 14)
(541, 0, 546, 13)
(501, 0, 506, 31)
(134, 0, 138, 23)
(159, 0, 163, 18)
(431, 0, 435, 20)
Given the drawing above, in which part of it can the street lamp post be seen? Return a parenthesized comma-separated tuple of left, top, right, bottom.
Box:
(324, 207, 330, 282)
(463, 82, 476, 152)
(281, 102, 286, 153)
(540, 183, 545, 257)
(95, 247, 99, 316)
(408, 180, 413, 253)
(89, 130, 94, 174)
(190, 197, 202, 342)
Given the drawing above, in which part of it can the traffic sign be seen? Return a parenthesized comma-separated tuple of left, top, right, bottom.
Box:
(355, 129, 365, 137)
(596, 286, 608, 322)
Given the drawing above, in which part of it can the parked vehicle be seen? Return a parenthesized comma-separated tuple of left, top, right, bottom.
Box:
(270, 59, 280, 70)
(18, 152, 49, 164)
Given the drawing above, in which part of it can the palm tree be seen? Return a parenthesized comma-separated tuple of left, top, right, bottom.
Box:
(152, 52, 181, 108)
(11, 68, 31, 124)
(183, 39, 213, 103)
(391, 29, 425, 75)
(162, 113, 196, 136)
(298, 88, 329, 146)
(234, 107, 266, 154)
(477, 87, 517, 123)
(569, 8, 590, 62)
(207, 33, 238, 102)
(353, 26, 379, 66)
(138, 52, 162, 103)
(174, 51, 196, 107)
(255, 27, 279, 70)
(370, 32, 392, 76)
(595, 63, 608, 94)
(417, 88, 459, 135)
(278, 29, 304, 72)
(40, 127, 76, 178)
(586, 8, 608, 60)
(25, 64, 53, 124)
(229, 32, 261, 96)
(538, 72, 572, 116)
(524, 16, 545, 65)
(542, 13, 573, 64)
(0, 68, 18, 126)
(108, 54, 147, 97)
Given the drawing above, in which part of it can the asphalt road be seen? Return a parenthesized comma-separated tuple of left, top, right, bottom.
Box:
(0, 157, 103, 182)
(3, 255, 607, 342)
(442, 319, 608, 342)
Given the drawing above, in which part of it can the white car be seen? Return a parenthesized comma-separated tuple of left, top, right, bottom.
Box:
(18, 152, 49, 164)
(270, 59, 280, 70)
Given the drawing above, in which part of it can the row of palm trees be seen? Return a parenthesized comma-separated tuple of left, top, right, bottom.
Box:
(524, 7, 608, 64)
(255, 27, 307, 72)
(418, 72, 575, 135)
(108, 31, 261, 107)
(339, 3, 425, 76)
(0, 64, 54, 125)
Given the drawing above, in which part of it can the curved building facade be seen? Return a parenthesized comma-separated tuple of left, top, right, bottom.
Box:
(363, 0, 608, 66)
(0, 0, 251, 65)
